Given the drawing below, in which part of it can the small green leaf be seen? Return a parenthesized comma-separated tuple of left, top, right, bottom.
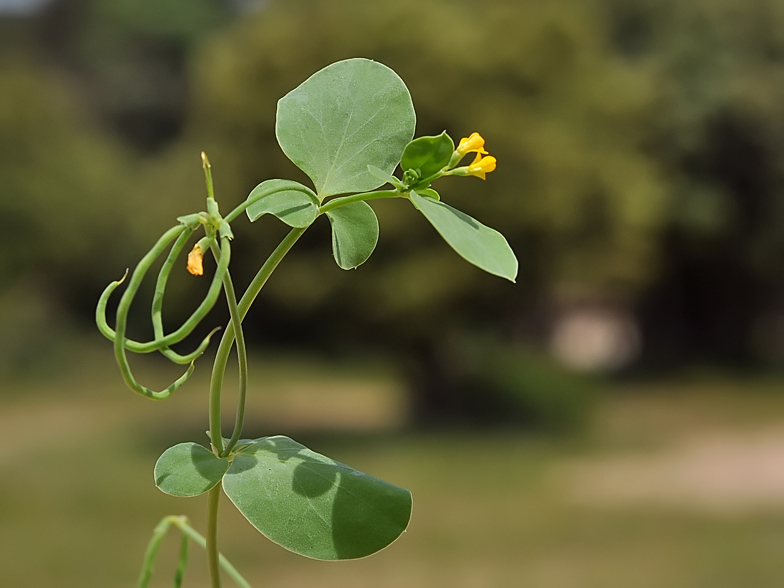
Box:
(410, 190, 518, 281)
(325, 201, 379, 269)
(154, 443, 229, 497)
(367, 164, 402, 189)
(416, 187, 440, 200)
(401, 132, 454, 180)
(276, 58, 416, 197)
(246, 179, 319, 228)
(222, 436, 412, 560)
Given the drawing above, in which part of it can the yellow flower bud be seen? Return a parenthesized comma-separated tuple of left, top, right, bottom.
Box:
(187, 244, 204, 276)
(456, 132, 489, 157)
(466, 153, 497, 180)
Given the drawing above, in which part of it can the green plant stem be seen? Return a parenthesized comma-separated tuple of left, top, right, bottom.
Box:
(137, 516, 172, 588)
(172, 518, 250, 588)
(210, 243, 248, 456)
(137, 515, 250, 588)
(203, 152, 216, 201)
(173, 533, 189, 588)
(212, 192, 393, 453)
(318, 189, 399, 214)
(209, 227, 307, 457)
(207, 484, 223, 588)
(225, 182, 318, 223)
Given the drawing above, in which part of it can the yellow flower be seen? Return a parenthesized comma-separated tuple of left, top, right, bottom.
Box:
(466, 152, 497, 180)
(456, 132, 489, 157)
(187, 243, 204, 276)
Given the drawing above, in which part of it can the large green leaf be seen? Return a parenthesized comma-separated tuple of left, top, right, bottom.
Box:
(222, 436, 412, 561)
(154, 443, 229, 497)
(276, 58, 416, 198)
(410, 190, 518, 281)
(245, 179, 319, 228)
(326, 201, 379, 269)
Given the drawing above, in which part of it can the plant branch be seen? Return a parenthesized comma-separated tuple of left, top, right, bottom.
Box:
(207, 484, 223, 588)
(317, 189, 400, 214)
(210, 242, 248, 456)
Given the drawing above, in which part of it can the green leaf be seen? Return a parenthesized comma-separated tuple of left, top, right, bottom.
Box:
(416, 187, 440, 200)
(276, 58, 416, 198)
(222, 436, 412, 561)
(410, 190, 518, 281)
(246, 179, 319, 228)
(401, 132, 454, 180)
(325, 201, 379, 269)
(154, 443, 229, 497)
(367, 164, 402, 189)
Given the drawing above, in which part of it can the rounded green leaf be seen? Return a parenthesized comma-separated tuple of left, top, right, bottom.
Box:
(276, 58, 416, 198)
(154, 442, 229, 497)
(246, 179, 319, 228)
(223, 436, 412, 561)
(401, 132, 454, 180)
(326, 201, 379, 269)
(410, 190, 518, 282)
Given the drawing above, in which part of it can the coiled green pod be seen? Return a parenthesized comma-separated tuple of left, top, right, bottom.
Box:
(105, 225, 231, 399)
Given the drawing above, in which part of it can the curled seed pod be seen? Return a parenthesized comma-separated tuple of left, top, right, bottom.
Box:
(98, 227, 230, 356)
(95, 230, 220, 363)
(152, 229, 218, 364)
(109, 226, 231, 398)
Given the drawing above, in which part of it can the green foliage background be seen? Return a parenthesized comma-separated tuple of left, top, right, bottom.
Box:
(3, 0, 784, 417)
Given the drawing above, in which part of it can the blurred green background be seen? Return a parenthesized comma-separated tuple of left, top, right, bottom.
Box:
(3, 0, 784, 586)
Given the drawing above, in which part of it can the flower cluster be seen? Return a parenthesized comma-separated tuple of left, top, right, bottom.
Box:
(452, 132, 497, 180)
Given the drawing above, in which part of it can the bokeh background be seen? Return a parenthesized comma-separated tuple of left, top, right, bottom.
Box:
(4, 0, 784, 586)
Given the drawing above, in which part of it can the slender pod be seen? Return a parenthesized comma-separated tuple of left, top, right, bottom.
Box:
(112, 229, 231, 399)
(151, 228, 220, 364)
(96, 276, 218, 363)
(99, 225, 230, 356)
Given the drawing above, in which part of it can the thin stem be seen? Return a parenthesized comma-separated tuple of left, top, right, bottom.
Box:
(239, 226, 308, 316)
(317, 189, 400, 214)
(173, 533, 189, 588)
(212, 192, 392, 452)
(137, 517, 172, 588)
(209, 242, 248, 457)
(202, 152, 216, 202)
(209, 227, 307, 458)
(225, 181, 318, 224)
(137, 515, 250, 588)
(207, 238, 233, 455)
(170, 517, 251, 588)
(206, 484, 222, 588)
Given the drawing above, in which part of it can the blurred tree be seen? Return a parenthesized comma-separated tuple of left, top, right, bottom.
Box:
(37, 0, 233, 151)
(7, 0, 784, 417)
(605, 0, 784, 364)
(146, 0, 666, 423)
(0, 55, 134, 372)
